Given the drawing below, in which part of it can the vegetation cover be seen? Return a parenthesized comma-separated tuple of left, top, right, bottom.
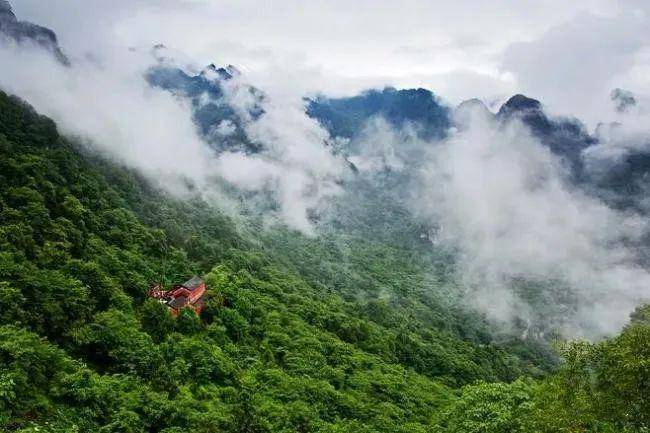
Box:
(1, 90, 649, 432)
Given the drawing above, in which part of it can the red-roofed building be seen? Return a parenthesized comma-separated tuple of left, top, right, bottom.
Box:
(148, 276, 206, 316)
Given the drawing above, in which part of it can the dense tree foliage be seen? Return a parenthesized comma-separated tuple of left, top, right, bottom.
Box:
(1, 89, 649, 432)
(438, 307, 650, 432)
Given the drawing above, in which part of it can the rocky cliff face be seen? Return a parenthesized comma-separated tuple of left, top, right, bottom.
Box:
(0, 0, 69, 65)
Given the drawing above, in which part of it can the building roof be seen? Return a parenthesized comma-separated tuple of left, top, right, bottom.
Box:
(183, 276, 204, 291)
(168, 295, 189, 309)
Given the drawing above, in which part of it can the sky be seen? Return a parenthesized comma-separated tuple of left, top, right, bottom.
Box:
(12, 0, 650, 122)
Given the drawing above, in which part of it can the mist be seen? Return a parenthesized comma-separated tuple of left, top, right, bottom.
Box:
(410, 106, 650, 338)
(215, 73, 348, 233)
(0, 40, 347, 234)
(4, 0, 650, 340)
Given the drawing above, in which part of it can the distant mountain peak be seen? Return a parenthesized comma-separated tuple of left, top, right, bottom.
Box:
(0, 0, 69, 65)
(201, 63, 240, 81)
(307, 86, 450, 140)
(0, 0, 14, 18)
(456, 98, 490, 112)
(496, 94, 549, 133)
(498, 94, 542, 115)
(454, 98, 494, 128)
(496, 93, 594, 173)
(224, 64, 241, 76)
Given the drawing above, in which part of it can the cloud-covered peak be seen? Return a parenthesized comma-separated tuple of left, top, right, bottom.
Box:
(0, 1, 14, 18)
(201, 63, 240, 81)
(0, 0, 69, 65)
(498, 94, 543, 116)
(307, 87, 451, 140)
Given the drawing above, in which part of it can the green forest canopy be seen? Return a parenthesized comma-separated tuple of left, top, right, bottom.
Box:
(0, 90, 648, 432)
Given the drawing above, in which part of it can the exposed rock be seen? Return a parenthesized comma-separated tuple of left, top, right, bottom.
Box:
(0, 0, 69, 65)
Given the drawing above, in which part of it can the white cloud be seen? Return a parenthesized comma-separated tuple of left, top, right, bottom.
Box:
(217, 74, 348, 233)
(502, 5, 650, 125)
(0, 44, 214, 195)
(7, 0, 650, 337)
(213, 119, 236, 137)
(348, 117, 423, 173)
(13, 0, 620, 104)
(411, 108, 650, 337)
(0, 38, 347, 233)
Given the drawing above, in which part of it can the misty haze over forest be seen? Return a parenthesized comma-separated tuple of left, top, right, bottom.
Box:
(1, 1, 650, 432)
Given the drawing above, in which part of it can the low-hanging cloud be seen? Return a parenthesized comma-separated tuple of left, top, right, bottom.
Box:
(410, 107, 650, 338)
(0, 39, 347, 233)
(5, 1, 650, 339)
(0, 44, 214, 194)
(203, 65, 349, 233)
(336, 108, 650, 338)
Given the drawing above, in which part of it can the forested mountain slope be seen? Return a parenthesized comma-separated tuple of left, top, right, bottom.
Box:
(0, 89, 459, 432)
(0, 91, 517, 431)
(1, 89, 649, 433)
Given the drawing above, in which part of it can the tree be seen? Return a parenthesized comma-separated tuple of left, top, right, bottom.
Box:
(437, 379, 534, 433)
(72, 309, 164, 378)
(140, 299, 175, 343)
(175, 308, 202, 335)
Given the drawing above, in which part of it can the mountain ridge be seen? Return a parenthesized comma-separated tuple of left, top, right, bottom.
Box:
(1, 4, 650, 430)
(0, 0, 69, 65)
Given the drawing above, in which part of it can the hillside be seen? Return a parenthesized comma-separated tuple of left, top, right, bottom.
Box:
(0, 90, 522, 430)
(3, 0, 650, 430)
(1, 81, 649, 432)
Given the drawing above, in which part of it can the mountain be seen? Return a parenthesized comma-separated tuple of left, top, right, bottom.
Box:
(307, 90, 594, 178)
(1, 6, 649, 429)
(307, 87, 451, 140)
(585, 124, 650, 211)
(146, 59, 650, 227)
(0, 0, 69, 65)
(0, 88, 648, 432)
(453, 98, 494, 127)
(0, 89, 558, 432)
(145, 60, 596, 183)
(496, 94, 595, 174)
(147, 66, 452, 158)
(146, 59, 264, 153)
